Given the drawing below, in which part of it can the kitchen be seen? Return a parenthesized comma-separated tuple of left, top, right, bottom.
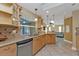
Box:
(0, 3, 56, 56)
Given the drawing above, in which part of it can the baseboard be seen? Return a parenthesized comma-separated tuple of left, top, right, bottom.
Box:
(64, 39, 72, 44)
(64, 39, 77, 51)
(72, 46, 77, 51)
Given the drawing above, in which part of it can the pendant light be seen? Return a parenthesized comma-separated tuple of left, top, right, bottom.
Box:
(46, 15, 49, 27)
(50, 15, 55, 24)
(34, 8, 38, 21)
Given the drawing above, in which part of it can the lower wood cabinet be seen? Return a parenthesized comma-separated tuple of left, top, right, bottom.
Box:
(32, 37, 39, 55)
(32, 34, 56, 55)
(32, 35, 46, 55)
(46, 34, 56, 44)
(0, 43, 17, 56)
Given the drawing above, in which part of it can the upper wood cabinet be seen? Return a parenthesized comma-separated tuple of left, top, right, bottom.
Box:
(0, 3, 13, 25)
(0, 11, 12, 25)
(0, 3, 21, 33)
(36, 17, 43, 28)
(0, 3, 13, 14)
(35, 17, 43, 33)
(0, 3, 21, 25)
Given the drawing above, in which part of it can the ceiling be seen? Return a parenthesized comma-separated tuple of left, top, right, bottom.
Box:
(18, 3, 79, 25)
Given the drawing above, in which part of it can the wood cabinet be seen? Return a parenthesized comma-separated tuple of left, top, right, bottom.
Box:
(64, 17, 72, 42)
(76, 27, 79, 50)
(32, 34, 46, 55)
(0, 3, 20, 32)
(0, 3, 13, 14)
(46, 34, 56, 44)
(32, 34, 55, 55)
(0, 43, 17, 56)
(41, 34, 46, 45)
(32, 34, 56, 55)
(36, 17, 43, 33)
(0, 11, 12, 25)
(76, 34, 79, 49)
(0, 3, 21, 26)
(38, 35, 45, 50)
(32, 37, 39, 55)
(39, 19, 43, 28)
(36, 17, 43, 28)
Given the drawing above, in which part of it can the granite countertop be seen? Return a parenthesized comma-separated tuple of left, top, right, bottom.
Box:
(0, 34, 43, 47)
(0, 32, 56, 47)
(0, 35, 34, 47)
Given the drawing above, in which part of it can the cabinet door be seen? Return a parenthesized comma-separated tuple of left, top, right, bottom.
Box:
(76, 34, 79, 49)
(52, 35, 56, 44)
(76, 27, 79, 51)
(32, 37, 39, 55)
(46, 34, 56, 44)
(0, 12, 12, 24)
(0, 4, 13, 14)
(41, 35, 46, 46)
(43, 34, 46, 45)
(32, 35, 46, 55)
(36, 18, 43, 28)
(37, 35, 46, 52)
(0, 43, 16, 56)
(38, 36, 42, 49)
(76, 28, 79, 50)
(46, 34, 50, 44)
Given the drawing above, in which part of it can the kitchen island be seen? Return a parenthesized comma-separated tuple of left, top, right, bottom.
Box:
(32, 32, 56, 55)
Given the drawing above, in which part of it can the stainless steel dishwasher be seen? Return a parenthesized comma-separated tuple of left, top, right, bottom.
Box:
(17, 38, 33, 56)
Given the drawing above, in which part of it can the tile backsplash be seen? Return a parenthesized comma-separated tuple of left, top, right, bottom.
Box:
(0, 24, 18, 39)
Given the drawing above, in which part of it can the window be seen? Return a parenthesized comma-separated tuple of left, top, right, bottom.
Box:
(20, 18, 36, 35)
(20, 26, 30, 35)
(59, 26, 62, 32)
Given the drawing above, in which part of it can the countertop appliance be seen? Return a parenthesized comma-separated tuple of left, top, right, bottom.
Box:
(17, 38, 33, 56)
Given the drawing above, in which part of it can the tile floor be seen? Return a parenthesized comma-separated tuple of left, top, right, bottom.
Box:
(35, 37, 78, 56)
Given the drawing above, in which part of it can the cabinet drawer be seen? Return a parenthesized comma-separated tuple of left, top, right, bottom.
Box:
(0, 43, 16, 56)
